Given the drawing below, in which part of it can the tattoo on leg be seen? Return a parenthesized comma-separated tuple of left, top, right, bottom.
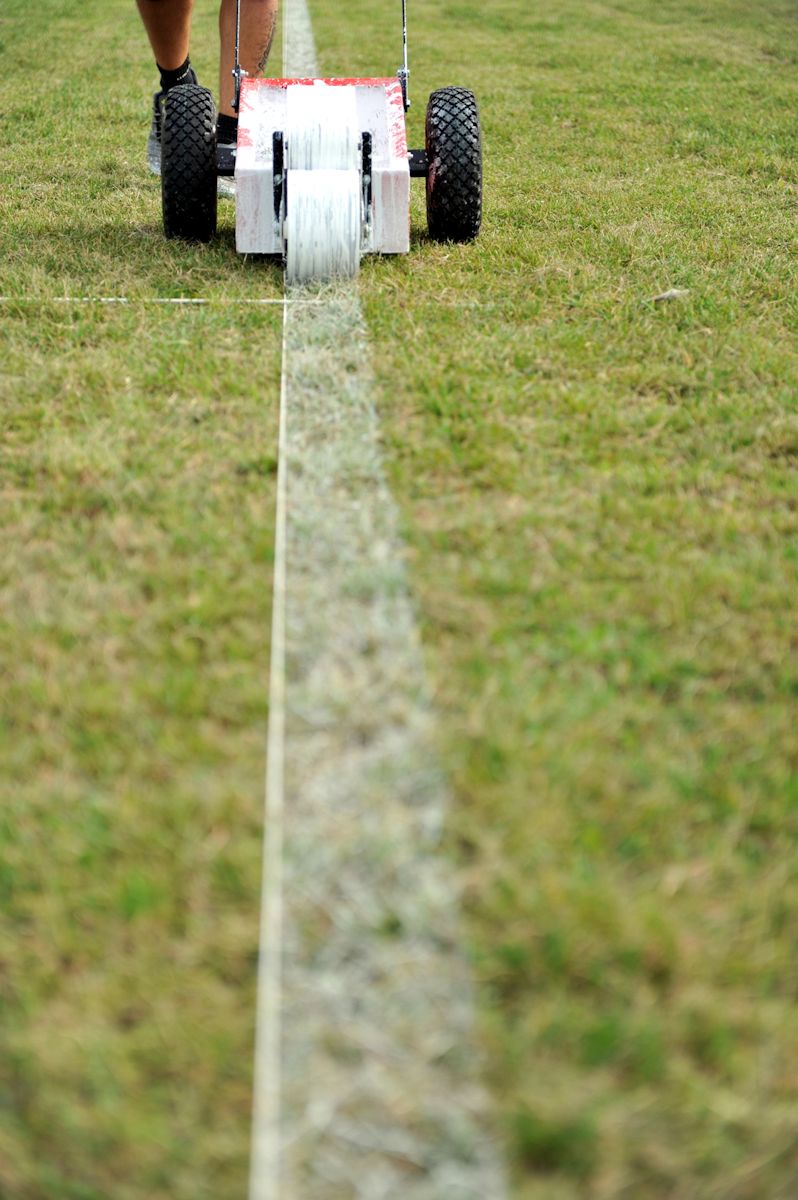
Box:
(256, 12, 276, 75)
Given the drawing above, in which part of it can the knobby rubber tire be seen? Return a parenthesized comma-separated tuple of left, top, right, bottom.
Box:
(425, 87, 482, 243)
(161, 85, 217, 242)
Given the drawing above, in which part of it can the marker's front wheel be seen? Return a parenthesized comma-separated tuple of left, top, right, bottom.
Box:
(425, 87, 482, 243)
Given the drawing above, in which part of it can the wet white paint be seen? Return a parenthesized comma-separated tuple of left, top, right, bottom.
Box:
(284, 167, 361, 284)
(284, 85, 362, 284)
(285, 83, 360, 172)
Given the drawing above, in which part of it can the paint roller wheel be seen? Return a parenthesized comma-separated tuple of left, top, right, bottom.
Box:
(425, 87, 482, 243)
(284, 168, 362, 285)
(283, 86, 363, 284)
(161, 85, 218, 243)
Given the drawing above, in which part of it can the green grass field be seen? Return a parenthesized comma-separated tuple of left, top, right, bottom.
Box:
(2, 0, 798, 1196)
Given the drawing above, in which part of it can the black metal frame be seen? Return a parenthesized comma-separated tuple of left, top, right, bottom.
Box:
(398, 0, 410, 111)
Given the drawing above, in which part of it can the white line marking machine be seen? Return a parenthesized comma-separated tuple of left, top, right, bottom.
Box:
(159, 0, 482, 282)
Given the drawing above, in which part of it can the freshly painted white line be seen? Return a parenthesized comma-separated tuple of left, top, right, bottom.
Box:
(249, 5, 507, 1198)
(249, 309, 288, 1200)
(248, 17, 318, 1198)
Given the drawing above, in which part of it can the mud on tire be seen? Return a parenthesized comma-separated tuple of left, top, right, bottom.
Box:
(425, 87, 482, 243)
(161, 84, 217, 242)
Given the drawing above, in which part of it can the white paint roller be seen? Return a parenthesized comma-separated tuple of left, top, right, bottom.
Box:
(284, 84, 362, 284)
(285, 169, 361, 284)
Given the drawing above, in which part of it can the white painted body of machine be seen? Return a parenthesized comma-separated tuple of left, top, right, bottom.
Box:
(235, 77, 411, 259)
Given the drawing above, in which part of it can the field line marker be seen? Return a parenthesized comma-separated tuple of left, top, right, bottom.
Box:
(248, 6, 506, 1198)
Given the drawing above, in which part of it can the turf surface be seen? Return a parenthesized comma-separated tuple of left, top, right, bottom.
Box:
(2, 0, 798, 1197)
(1, 3, 280, 1196)
(313, 0, 798, 1195)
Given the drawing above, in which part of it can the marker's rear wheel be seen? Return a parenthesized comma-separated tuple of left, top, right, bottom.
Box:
(161, 84, 217, 242)
(425, 87, 482, 243)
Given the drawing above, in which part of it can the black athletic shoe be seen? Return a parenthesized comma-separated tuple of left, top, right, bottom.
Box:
(147, 66, 199, 175)
(216, 139, 237, 198)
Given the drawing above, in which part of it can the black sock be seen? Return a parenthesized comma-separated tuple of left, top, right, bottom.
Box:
(217, 113, 238, 144)
(157, 57, 194, 92)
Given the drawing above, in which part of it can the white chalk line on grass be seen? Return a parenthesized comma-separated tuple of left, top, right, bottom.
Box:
(250, 308, 288, 1198)
(248, 4, 507, 1200)
(0, 296, 310, 306)
(0, 296, 490, 309)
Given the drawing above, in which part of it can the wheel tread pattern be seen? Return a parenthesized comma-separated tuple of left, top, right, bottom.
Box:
(161, 85, 217, 242)
(425, 87, 482, 243)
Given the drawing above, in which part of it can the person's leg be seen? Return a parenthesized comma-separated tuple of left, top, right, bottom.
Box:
(137, 0, 200, 173)
(136, 0, 195, 71)
(218, 0, 278, 117)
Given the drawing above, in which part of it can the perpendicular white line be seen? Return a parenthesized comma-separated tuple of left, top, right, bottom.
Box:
(0, 296, 319, 305)
(0, 296, 494, 309)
